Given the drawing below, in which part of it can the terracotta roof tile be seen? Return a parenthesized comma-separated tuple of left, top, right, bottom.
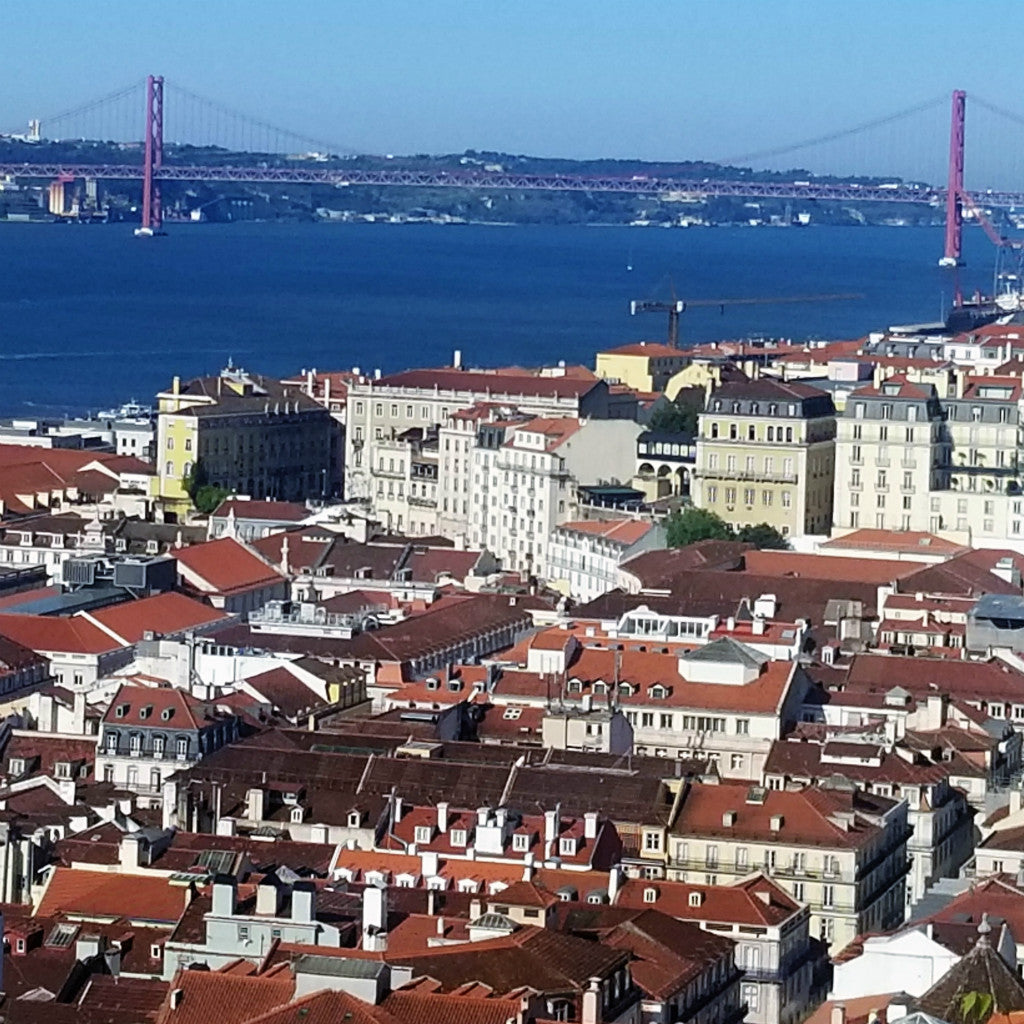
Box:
(36, 866, 192, 923)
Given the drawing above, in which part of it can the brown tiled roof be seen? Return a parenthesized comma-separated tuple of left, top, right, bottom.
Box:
(673, 781, 895, 849)
(246, 990, 401, 1024)
(154, 965, 295, 1024)
(615, 873, 799, 927)
(845, 654, 1024, 702)
(87, 591, 229, 643)
(243, 666, 325, 718)
(374, 368, 601, 400)
(212, 499, 309, 522)
(387, 924, 627, 995)
(36, 867, 192, 923)
(174, 537, 284, 594)
(917, 932, 1024, 1024)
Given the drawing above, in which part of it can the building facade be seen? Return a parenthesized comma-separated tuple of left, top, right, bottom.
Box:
(694, 380, 837, 537)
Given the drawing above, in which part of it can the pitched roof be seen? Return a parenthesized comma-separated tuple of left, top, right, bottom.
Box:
(917, 929, 1024, 1024)
(155, 965, 295, 1024)
(556, 519, 654, 546)
(212, 499, 309, 522)
(36, 866, 192, 923)
(102, 683, 214, 730)
(174, 537, 284, 594)
(0, 612, 119, 655)
(86, 592, 228, 643)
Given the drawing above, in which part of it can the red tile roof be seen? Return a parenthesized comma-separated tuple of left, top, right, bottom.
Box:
(0, 612, 118, 655)
(36, 866, 192, 923)
(742, 549, 917, 584)
(212, 499, 309, 522)
(155, 965, 295, 1024)
(556, 519, 654, 546)
(86, 592, 229, 643)
(174, 537, 285, 594)
(674, 781, 896, 849)
(600, 342, 684, 358)
(821, 529, 968, 556)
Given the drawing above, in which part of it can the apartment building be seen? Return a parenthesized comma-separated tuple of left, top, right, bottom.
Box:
(595, 341, 691, 391)
(470, 416, 641, 576)
(370, 426, 440, 536)
(546, 518, 665, 603)
(834, 371, 1024, 544)
(694, 380, 837, 537)
(155, 366, 340, 520)
(667, 781, 911, 950)
(344, 364, 637, 502)
(634, 428, 697, 500)
(615, 874, 826, 1024)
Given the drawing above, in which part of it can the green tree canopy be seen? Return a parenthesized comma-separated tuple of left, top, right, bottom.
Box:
(665, 510, 790, 550)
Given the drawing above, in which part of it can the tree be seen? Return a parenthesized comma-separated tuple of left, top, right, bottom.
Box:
(649, 388, 703, 435)
(183, 460, 231, 516)
(665, 507, 734, 548)
(736, 523, 790, 550)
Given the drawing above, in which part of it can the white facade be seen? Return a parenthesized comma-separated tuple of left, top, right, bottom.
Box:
(830, 928, 960, 1000)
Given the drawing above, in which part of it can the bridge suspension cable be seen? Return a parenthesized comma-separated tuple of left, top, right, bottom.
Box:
(712, 93, 948, 171)
(0, 79, 147, 139)
(162, 80, 357, 157)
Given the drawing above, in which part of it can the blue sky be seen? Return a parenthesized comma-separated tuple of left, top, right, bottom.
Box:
(3, 0, 1024, 183)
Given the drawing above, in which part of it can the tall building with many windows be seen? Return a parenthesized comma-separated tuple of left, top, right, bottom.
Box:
(834, 371, 1024, 543)
(694, 380, 837, 537)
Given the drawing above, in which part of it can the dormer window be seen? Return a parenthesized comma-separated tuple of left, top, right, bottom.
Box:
(450, 828, 467, 847)
(55, 761, 72, 780)
(512, 833, 530, 852)
(567, 680, 582, 694)
(414, 825, 434, 844)
(559, 836, 579, 856)
(447, 680, 461, 693)
(161, 708, 174, 722)
(643, 887, 657, 904)
(649, 684, 668, 700)
(426, 678, 440, 691)
(347, 810, 362, 827)
(502, 708, 522, 721)
(688, 891, 703, 907)
(618, 683, 633, 697)
(115, 704, 129, 718)
(8, 758, 24, 777)
(139, 705, 153, 720)
(290, 806, 304, 824)
(593, 682, 607, 695)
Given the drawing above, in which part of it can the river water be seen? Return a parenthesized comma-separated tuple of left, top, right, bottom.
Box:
(0, 220, 998, 416)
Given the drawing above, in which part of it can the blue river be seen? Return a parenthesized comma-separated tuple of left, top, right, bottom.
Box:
(0, 220, 1000, 416)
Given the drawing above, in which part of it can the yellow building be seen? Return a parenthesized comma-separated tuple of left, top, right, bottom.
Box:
(694, 380, 837, 537)
(155, 366, 340, 520)
(595, 341, 690, 392)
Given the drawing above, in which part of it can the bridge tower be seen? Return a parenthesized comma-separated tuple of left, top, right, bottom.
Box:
(940, 89, 966, 269)
(138, 74, 163, 236)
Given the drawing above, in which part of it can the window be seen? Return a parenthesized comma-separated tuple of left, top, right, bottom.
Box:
(175, 737, 189, 760)
(512, 833, 530, 852)
(706, 844, 719, 868)
(237, 925, 250, 942)
(822, 884, 835, 908)
(730, 753, 744, 771)
(414, 825, 433, 844)
(736, 847, 749, 869)
(643, 831, 662, 852)
(743, 984, 760, 1013)
(736, 718, 749, 735)
(152, 735, 165, 758)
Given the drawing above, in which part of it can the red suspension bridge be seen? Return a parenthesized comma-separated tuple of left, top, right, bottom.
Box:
(0, 77, 1022, 271)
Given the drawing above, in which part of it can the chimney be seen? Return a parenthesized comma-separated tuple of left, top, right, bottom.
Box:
(75, 933, 103, 963)
(393, 795, 404, 824)
(171, 989, 184, 1010)
(722, 810, 737, 827)
(256, 881, 280, 916)
(770, 814, 784, 832)
(752, 617, 766, 636)
(831, 1005, 847, 1024)
(584, 812, 599, 840)
(437, 801, 450, 832)
(608, 866, 622, 903)
(246, 787, 265, 823)
(522, 852, 535, 882)
(436, 916, 445, 936)
(119, 833, 143, 870)
(211, 876, 237, 916)
(172, 375, 180, 397)
(453, 349, 462, 370)
(362, 884, 388, 952)
(544, 809, 559, 844)
(291, 881, 316, 923)
(421, 850, 440, 878)
(726, 616, 736, 632)
(477, 806, 490, 827)
(582, 976, 602, 1024)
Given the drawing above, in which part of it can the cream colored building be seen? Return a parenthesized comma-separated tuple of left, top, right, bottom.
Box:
(596, 341, 690, 392)
(155, 367, 338, 520)
(668, 781, 911, 950)
(694, 380, 837, 538)
(833, 370, 1024, 544)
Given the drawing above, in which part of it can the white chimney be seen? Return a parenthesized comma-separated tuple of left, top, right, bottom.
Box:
(544, 809, 559, 844)
(291, 882, 315, 923)
(453, 349, 462, 369)
(421, 850, 440, 878)
(362, 884, 388, 952)
(256, 882, 279, 916)
(477, 806, 490, 827)
(608, 866, 622, 903)
(584, 812, 599, 840)
(831, 1005, 847, 1024)
(437, 801, 449, 832)
(119, 834, 143, 870)
(582, 977, 602, 1024)
(211, 878, 236, 916)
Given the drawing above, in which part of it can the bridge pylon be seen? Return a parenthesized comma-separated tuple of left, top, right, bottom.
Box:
(136, 75, 163, 237)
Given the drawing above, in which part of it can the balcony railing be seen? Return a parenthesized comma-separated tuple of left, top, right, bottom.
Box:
(698, 469, 798, 484)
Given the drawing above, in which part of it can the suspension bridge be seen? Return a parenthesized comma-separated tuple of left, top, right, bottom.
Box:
(2, 77, 1024, 273)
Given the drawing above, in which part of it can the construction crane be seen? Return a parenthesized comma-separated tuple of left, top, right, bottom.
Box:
(630, 291, 863, 348)
(958, 190, 1024, 309)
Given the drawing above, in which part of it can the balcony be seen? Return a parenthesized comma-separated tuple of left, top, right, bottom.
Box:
(699, 469, 797, 484)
